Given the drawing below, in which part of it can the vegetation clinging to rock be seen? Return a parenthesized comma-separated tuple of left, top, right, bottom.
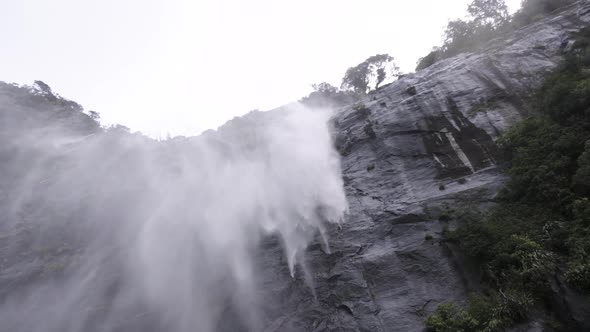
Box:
(299, 82, 359, 108)
(301, 54, 401, 107)
(426, 26, 590, 331)
(416, 0, 575, 71)
(341, 54, 400, 93)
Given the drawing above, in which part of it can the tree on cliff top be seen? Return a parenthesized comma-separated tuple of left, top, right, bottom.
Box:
(417, 0, 511, 70)
(468, 0, 509, 28)
(300, 82, 358, 108)
(341, 54, 400, 94)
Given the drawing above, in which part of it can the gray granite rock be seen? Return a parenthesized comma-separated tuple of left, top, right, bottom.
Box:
(1, 2, 590, 332)
(256, 2, 590, 331)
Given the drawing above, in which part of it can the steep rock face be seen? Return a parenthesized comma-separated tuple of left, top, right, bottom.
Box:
(1, 3, 590, 332)
(255, 2, 590, 331)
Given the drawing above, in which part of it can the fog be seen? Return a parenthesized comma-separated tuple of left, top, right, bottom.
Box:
(0, 85, 347, 331)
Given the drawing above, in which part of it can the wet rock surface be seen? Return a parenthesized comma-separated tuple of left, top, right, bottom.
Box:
(256, 2, 590, 331)
(1, 2, 590, 332)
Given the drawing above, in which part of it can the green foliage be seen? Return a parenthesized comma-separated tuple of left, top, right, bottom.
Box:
(31, 80, 85, 112)
(493, 235, 554, 292)
(421, 0, 510, 69)
(416, 48, 442, 71)
(512, 0, 575, 28)
(437, 0, 508, 58)
(497, 29, 590, 216)
(426, 302, 479, 332)
(106, 124, 131, 134)
(300, 82, 358, 108)
(88, 110, 101, 121)
(564, 220, 590, 292)
(490, 290, 534, 325)
(449, 195, 557, 296)
(341, 54, 400, 93)
(34, 80, 53, 95)
(573, 142, 590, 195)
(498, 118, 582, 213)
(438, 213, 451, 222)
(538, 73, 590, 127)
(468, 0, 509, 28)
(566, 260, 590, 291)
(428, 26, 590, 329)
(311, 82, 338, 95)
(416, 0, 573, 71)
(426, 292, 532, 332)
(443, 0, 508, 56)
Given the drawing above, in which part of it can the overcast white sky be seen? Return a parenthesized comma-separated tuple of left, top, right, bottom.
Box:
(1, 0, 521, 137)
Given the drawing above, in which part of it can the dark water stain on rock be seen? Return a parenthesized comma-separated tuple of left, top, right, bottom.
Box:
(418, 96, 502, 179)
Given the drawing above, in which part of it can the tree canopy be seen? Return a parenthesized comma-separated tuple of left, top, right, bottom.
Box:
(468, 0, 509, 28)
(299, 82, 358, 108)
(341, 54, 400, 94)
(442, 0, 509, 55)
(416, 0, 574, 72)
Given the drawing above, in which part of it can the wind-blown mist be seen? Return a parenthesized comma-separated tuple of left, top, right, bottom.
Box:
(0, 87, 347, 332)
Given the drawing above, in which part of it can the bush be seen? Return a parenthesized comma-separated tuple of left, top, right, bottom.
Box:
(416, 0, 574, 71)
(416, 49, 442, 71)
(430, 20, 590, 329)
(498, 117, 582, 214)
(300, 82, 358, 108)
(573, 143, 590, 195)
(449, 206, 555, 292)
(491, 290, 534, 325)
(493, 235, 554, 293)
(566, 261, 590, 292)
(512, 0, 575, 28)
(426, 292, 532, 332)
(341, 54, 400, 93)
(426, 303, 479, 332)
(438, 213, 451, 222)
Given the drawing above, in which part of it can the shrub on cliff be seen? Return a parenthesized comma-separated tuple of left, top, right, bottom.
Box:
(300, 82, 358, 108)
(428, 26, 590, 330)
(341, 54, 400, 93)
(416, 48, 443, 71)
(513, 0, 575, 27)
(416, 0, 575, 71)
(416, 0, 510, 71)
(426, 292, 533, 332)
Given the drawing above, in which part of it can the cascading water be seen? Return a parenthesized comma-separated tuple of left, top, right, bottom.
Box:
(0, 100, 347, 332)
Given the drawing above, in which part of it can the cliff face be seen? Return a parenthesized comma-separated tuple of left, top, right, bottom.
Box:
(255, 2, 590, 331)
(1, 2, 590, 332)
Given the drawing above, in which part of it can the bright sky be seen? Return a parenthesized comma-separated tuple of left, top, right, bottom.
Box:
(1, 0, 521, 137)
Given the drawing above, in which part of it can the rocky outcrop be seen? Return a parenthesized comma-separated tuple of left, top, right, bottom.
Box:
(1, 2, 590, 332)
(254, 2, 590, 331)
